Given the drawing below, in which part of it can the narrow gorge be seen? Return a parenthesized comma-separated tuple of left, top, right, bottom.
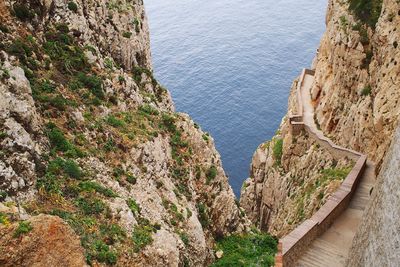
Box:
(0, 0, 399, 266)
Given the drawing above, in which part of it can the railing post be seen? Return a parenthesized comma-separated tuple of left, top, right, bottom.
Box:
(275, 241, 283, 267)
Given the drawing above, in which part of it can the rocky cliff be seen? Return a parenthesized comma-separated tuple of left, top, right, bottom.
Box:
(241, 0, 400, 238)
(0, 1, 247, 266)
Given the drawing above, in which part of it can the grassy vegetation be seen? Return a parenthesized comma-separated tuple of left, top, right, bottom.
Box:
(196, 202, 209, 228)
(132, 224, 154, 252)
(348, 0, 383, 28)
(212, 231, 278, 267)
(127, 198, 141, 216)
(300, 165, 352, 220)
(132, 18, 141, 33)
(78, 181, 118, 198)
(320, 167, 352, 181)
(0, 212, 10, 225)
(206, 165, 217, 184)
(13, 221, 33, 238)
(361, 85, 372, 96)
(272, 138, 283, 166)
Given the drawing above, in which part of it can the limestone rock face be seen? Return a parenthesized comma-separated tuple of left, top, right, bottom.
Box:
(313, 0, 400, 170)
(48, 0, 153, 71)
(240, 82, 352, 236)
(0, 0, 247, 266)
(241, 0, 400, 237)
(0, 54, 43, 202)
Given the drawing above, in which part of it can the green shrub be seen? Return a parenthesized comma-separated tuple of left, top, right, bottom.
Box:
(37, 173, 62, 195)
(7, 39, 34, 64)
(348, 0, 383, 28)
(79, 181, 117, 197)
(195, 166, 202, 180)
(0, 131, 7, 139)
(0, 212, 9, 225)
(196, 203, 209, 228)
(339, 16, 349, 30)
(103, 138, 116, 152)
(13, 4, 35, 21)
(139, 104, 159, 116)
(361, 50, 373, 69)
(14, 221, 33, 238)
(99, 224, 126, 245)
(104, 58, 114, 69)
(211, 232, 278, 267)
(122, 32, 132, 38)
(0, 191, 7, 201)
(0, 24, 10, 33)
(75, 197, 106, 215)
(76, 72, 104, 99)
(132, 224, 153, 252)
(127, 198, 141, 215)
(118, 75, 126, 84)
(68, 2, 78, 13)
(321, 167, 352, 181)
(106, 115, 125, 128)
(161, 113, 176, 132)
(131, 67, 154, 84)
(206, 165, 217, 183)
(132, 18, 140, 33)
(273, 138, 283, 166)
(92, 240, 117, 265)
(46, 124, 73, 152)
(179, 231, 189, 246)
(361, 85, 372, 96)
(46, 158, 83, 182)
(126, 174, 137, 184)
(202, 133, 209, 142)
(63, 159, 82, 179)
(44, 29, 88, 73)
(359, 26, 369, 45)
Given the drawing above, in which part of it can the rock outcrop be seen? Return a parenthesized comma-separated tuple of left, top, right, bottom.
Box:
(241, 0, 400, 238)
(0, 0, 247, 266)
(0, 212, 88, 267)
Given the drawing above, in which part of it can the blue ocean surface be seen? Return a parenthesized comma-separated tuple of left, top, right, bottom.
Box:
(144, 0, 327, 197)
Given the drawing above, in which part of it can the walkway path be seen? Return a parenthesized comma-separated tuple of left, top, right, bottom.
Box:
(294, 72, 375, 266)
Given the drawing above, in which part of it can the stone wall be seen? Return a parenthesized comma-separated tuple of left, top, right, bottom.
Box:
(347, 125, 400, 267)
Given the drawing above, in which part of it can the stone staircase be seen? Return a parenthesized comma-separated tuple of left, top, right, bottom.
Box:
(295, 161, 375, 266)
(274, 69, 375, 267)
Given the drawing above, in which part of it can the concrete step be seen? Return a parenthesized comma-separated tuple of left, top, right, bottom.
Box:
(296, 239, 346, 267)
